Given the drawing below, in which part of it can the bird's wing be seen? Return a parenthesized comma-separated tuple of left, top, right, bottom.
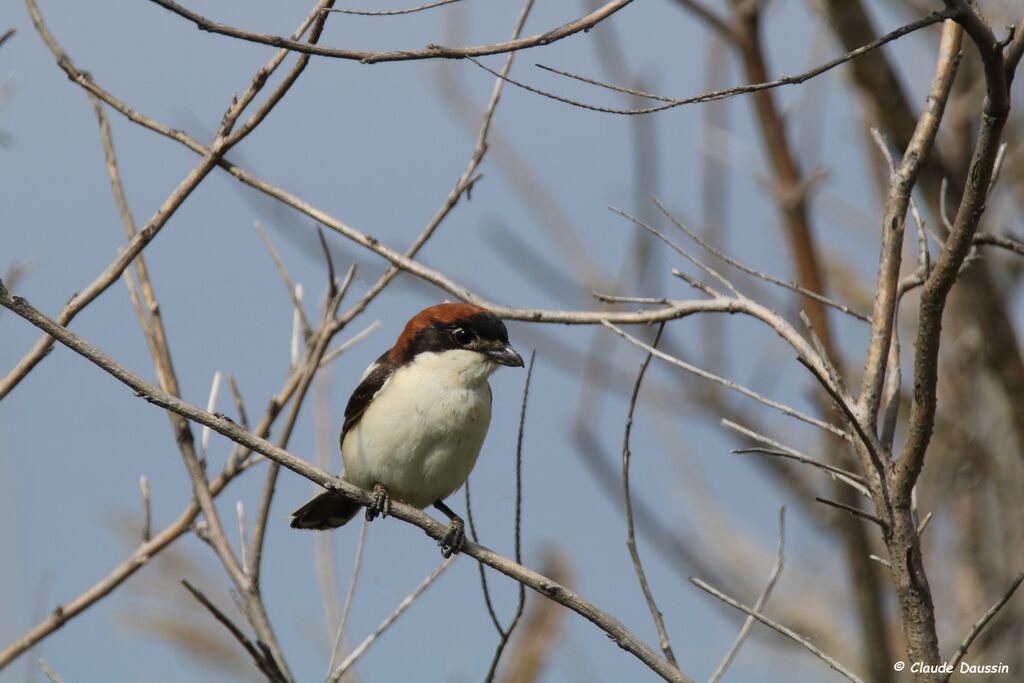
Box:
(341, 351, 395, 440)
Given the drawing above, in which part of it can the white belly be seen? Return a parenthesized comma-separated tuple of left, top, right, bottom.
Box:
(341, 351, 494, 508)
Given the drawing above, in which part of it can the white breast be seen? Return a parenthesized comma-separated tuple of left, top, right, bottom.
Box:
(341, 350, 495, 508)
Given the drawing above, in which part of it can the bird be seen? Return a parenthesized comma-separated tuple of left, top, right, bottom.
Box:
(290, 302, 524, 557)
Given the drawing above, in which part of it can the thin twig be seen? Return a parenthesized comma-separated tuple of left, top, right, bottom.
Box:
(181, 580, 286, 683)
(465, 478, 505, 636)
(593, 293, 671, 305)
(256, 222, 313, 338)
(140, 475, 152, 543)
(974, 231, 1024, 257)
(319, 321, 381, 368)
(199, 370, 223, 460)
(291, 284, 304, 368)
(227, 374, 250, 431)
(689, 577, 863, 683)
(941, 572, 1024, 681)
(327, 517, 369, 675)
(327, 558, 457, 682)
(652, 197, 869, 321)
(149, 0, 632, 63)
(814, 497, 886, 531)
(465, 10, 953, 116)
(315, 225, 338, 305)
(604, 322, 850, 439)
(708, 507, 785, 683)
(237, 502, 250, 576)
(311, 364, 342, 658)
(327, 0, 462, 16)
(917, 511, 934, 537)
(622, 323, 678, 668)
(37, 658, 62, 683)
(730, 448, 869, 497)
(483, 349, 536, 682)
(609, 206, 735, 296)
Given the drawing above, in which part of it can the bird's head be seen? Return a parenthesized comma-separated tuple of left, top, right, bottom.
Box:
(389, 303, 524, 374)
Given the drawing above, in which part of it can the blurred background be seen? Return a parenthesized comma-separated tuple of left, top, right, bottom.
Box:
(2, 1, 1023, 681)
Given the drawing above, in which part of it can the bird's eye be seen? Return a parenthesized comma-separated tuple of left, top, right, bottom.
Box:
(452, 327, 475, 345)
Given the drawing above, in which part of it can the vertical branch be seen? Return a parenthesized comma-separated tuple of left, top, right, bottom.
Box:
(483, 350, 536, 683)
(326, 517, 368, 675)
(730, 1, 835, 361)
(858, 21, 963, 427)
(621, 323, 678, 668)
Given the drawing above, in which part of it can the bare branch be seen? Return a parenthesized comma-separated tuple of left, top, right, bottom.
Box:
(610, 206, 736, 296)
(814, 497, 887, 531)
(148, 0, 632, 63)
(326, 517, 368, 675)
(140, 476, 152, 543)
(0, 282, 693, 683)
(182, 580, 287, 683)
(199, 370, 223, 461)
(327, 558, 457, 682)
(621, 324, 678, 668)
(237, 502, 250, 577)
(858, 19, 963, 430)
(327, 0, 462, 16)
(604, 322, 850, 439)
(226, 374, 250, 431)
(730, 447, 869, 498)
(37, 658, 62, 683)
(652, 197, 869, 322)
(318, 321, 381, 368)
(1, 0, 332, 400)
(255, 222, 313, 339)
(708, 507, 785, 683)
(974, 231, 1024, 257)
(465, 478, 505, 636)
(467, 10, 953, 116)
(897, 9, 1018, 501)
(942, 572, 1024, 681)
(483, 349, 536, 683)
(689, 578, 863, 683)
(0, 298, 342, 670)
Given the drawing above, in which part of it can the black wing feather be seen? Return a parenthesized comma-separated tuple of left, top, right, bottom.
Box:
(341, 351, 395, 441)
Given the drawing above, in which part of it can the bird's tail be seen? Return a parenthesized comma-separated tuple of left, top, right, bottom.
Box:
(290, 486, 360, 530)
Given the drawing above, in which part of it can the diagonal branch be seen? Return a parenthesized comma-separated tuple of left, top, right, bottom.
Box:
(690, 576, 863, 683)
(707, 507, 785, 683)
(604, 322, 850, 439)
(0, 0, 329, 401)
(941, 572, 1024, 682)
(466, 10, 953, 116)
(0, 282, 694, 683)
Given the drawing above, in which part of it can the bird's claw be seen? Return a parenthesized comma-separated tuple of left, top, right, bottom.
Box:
(366, 483, 391, 522)
(439, 516, 465, 558)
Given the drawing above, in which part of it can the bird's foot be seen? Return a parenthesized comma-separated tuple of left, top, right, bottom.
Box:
(438, 516, 465, 558)
(366, 483, 391, 522)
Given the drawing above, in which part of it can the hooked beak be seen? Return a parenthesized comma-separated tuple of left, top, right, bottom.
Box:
(487, 344, 524, 368)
